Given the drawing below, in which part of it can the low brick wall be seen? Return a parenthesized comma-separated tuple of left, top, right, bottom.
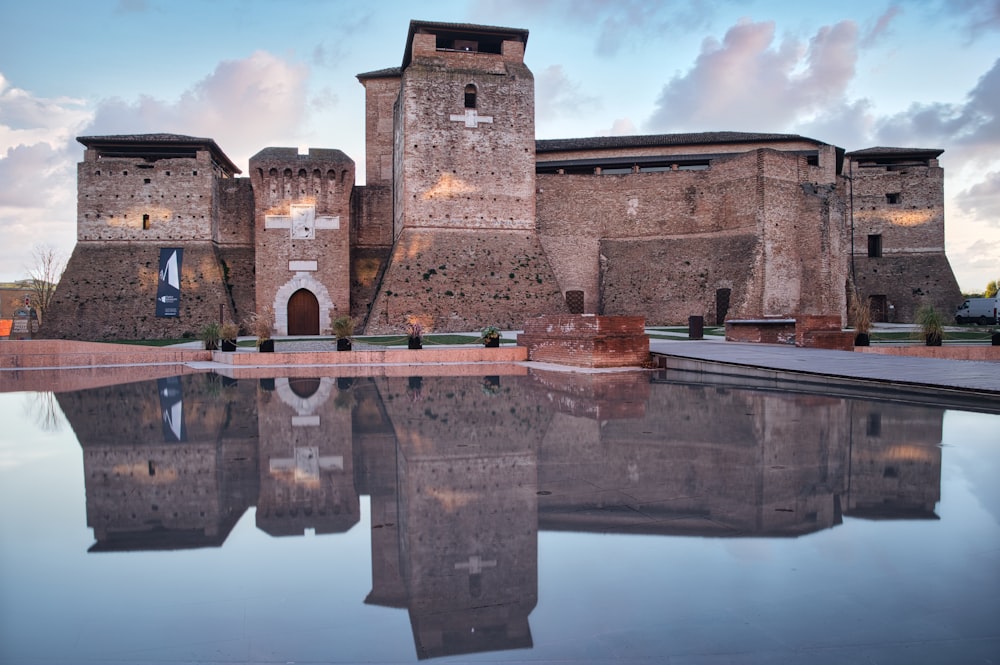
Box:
(0, 340, 210, 369)
(726, 316, 854, 350)
(211, 346, 527, 366)
(517, 314, 649, 367)
(856, 345, 1000, 362)
(725, 319, 796, 344)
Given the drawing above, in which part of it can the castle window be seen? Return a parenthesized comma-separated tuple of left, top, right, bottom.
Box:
(122, 170, 128, 176)
(298, 169, 307, 177)
(886, 192, 901, 204)
(269, 168, 278, 177)
(313, 169, 321, 178)
(464, 84, 477, 109)
(327, 170, 336, 180)
(95, 170, 101, 176)
(143, 178, 151, 185)
(142, 214, 150, 230)
(284, 168, 292, 177)
(867, 234, 882, 258)
(565, 290, 585, 314)
(192, 170, 198, 176)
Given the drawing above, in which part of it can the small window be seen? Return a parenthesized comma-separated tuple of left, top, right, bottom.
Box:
(192, 170, 198, 176)
(886, 192, 901, 204)
(566, 290, 584, 314)
(283, 168, 292, 177)
(298, 169, 307, 177)
(867, 413, 881, 437)
(143, 178, 151, 184)
(464, 84, 477, 109)
(867, 234, 882, 258)
(142, 214, 150, 230)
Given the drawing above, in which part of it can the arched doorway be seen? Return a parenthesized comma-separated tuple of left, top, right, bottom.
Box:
(287, 289, 319, 335)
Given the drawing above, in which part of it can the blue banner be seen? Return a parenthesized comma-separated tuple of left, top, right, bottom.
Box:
(155, 248, 183, 317)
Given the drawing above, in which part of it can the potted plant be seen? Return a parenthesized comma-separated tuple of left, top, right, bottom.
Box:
(479, 325, 502, 347)
(915, 303, 944, 346)
(332, 315, 355, 351)
(219, 321, 239, 351)
(406, 321, 422, 349)
(243, 307, 275, 352)
(851, 296, 872, 346)
(200, 322, 221, 350)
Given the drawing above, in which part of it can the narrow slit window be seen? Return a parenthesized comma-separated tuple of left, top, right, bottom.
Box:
(142, 214, 151, 230)
(464, 84, 477, 109)
(867, 234, 882, 258)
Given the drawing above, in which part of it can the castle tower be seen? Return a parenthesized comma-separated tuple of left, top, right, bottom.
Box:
(845, 147, 961, 323)
(361, 21, 565, 334)
(43, 134, 253, 340)
(250, 148, 354, 335)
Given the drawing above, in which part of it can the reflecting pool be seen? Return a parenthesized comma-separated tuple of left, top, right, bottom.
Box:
(1, 369, 998, 664)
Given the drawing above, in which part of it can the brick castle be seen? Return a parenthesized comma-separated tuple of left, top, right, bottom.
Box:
(43, 20, 961, 341)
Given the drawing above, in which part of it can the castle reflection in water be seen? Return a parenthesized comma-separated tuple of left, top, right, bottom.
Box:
(57, 370, 942, 659)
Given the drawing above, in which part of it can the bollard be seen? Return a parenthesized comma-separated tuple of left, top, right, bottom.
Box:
(688, 315, 704, 340)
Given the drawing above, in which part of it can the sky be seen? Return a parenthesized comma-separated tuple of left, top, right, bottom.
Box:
(0, 0, 997, 292)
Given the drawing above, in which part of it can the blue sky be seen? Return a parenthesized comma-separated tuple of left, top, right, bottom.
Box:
(1, 0, 997, 292)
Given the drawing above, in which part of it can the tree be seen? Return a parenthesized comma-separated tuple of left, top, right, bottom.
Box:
(24, 244, 67, 321)
(986, 279, 998, 298)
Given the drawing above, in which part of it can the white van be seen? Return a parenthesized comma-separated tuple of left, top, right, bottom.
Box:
(954, 297, 999, 324)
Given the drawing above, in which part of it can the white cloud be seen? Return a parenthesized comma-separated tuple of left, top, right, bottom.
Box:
(957, 170, 1000, 226)
(83, 51, 311, 171)
(535, 64, 601, 127)
(645, 19, 860, 133)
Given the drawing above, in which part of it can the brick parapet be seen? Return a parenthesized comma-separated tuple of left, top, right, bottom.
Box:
(517, 314, 649, 367)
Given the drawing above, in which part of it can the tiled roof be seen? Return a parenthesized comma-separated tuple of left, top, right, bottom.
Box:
(846, 146, 944, 158)
(77, 133, 240, 174)
(356, 67, 402, 80)
(536, 131, 823, 153)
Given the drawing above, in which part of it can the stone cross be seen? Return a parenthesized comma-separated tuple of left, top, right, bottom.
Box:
(454, 554, 497, 575)
(449, 109, 494, 128)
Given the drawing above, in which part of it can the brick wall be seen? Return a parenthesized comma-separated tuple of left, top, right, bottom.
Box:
(364, 228, 567, 334)
(517, 314, 649, 367)
(847, 157, 961, 320)
(42, 241, 239, 340)
(77, 152, 217, 242)
(250, 148, 354, 334)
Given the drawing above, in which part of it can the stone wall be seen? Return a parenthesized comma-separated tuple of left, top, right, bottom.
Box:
(77, 152, 217, 242)
(537, 149, 848, 326)
(847, 157, 961, 320)
(364, 228, 566, 334)
(250, 148, 354, 334)
(42, 241, 240, 340)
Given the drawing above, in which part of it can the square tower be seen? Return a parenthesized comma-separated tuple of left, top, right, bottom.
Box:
(394, 21, 535, 235)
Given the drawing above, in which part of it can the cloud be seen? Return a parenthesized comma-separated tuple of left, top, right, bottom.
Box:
(471, 0, 720, 55)
(861, 5, 903, 48)
(956, 171, 1000, 226)
(0, 75, 91, 281)
(938, 0, 1000, 41)
(535, 65, 600, 126)
(608, 118, 638, 136)
(83, 51, 311, 170)
(646, 19, 859, 133)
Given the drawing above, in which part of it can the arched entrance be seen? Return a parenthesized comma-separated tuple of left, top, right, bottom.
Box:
(287, 289, 319, 335)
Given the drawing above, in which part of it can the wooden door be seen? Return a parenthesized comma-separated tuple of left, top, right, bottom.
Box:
(287, 289, 319, 335)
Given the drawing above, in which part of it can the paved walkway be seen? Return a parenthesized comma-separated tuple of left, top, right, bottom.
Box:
(649, 338, 1000, 397)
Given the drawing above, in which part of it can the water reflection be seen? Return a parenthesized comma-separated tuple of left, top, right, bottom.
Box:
(54, 370, 945, 660)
